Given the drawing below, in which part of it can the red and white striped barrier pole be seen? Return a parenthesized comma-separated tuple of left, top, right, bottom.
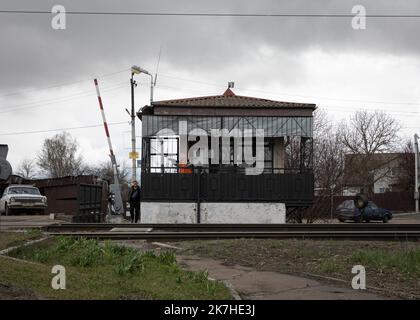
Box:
(94, 78, 115, 161)
(94, 78, 124, 215)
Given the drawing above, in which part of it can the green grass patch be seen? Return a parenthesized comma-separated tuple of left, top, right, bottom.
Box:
(178, 239, 420, 298)
(318, 260, 343, 274)
(1, 236, 231, 300)
(349, 249, 420, 278)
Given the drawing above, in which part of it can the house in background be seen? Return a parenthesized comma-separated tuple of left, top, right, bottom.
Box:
(137, 86, 315, 223)
(342, 153, 412, 196)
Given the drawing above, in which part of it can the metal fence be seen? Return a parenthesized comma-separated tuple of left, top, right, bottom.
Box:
(141, 167, 314, 206)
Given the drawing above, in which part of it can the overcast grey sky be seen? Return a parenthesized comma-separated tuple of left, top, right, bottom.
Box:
(1, 0, 420, 178)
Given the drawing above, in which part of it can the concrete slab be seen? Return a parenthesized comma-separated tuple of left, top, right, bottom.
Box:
(0, 215, 67, 231)
(110, 227, 153, 232)
(177, 255, 390, 300)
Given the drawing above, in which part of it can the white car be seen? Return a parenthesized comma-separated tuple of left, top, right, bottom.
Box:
(0, 185, 47, 215)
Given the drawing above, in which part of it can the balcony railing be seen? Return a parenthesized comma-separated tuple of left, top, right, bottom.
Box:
(141, 167, 314, 206)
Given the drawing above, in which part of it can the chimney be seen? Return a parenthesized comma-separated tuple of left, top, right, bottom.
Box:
(223, 82, 236, 96)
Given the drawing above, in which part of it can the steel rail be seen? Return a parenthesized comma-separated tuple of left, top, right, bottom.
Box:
(45, 230, 420, 241)
(43, 223, 420, 233)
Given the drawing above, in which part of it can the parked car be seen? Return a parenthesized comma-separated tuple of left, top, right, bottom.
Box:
(0, 185, 47, 215)
(336, 200, 392, 223)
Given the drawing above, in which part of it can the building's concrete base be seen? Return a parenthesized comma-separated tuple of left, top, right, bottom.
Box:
(141, 202, 286, 224)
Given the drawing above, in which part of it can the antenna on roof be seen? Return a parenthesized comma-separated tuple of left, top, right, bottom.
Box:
(228, 81, 234, 89)
(154, 45, 162, 87)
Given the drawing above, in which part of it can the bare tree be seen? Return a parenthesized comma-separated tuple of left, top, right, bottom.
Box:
(37, 132, 84, 178)
(314, 133, 345, 193)
(339, 110, 402, 194)
(313, 108, 331, 139)
(16, 158, 38, 179)
(288, 109, 346, 223)
(340, 110, 402, 154)
(84, 160, 131, 205)
(286, 109, 333, 169)
(312, 109, 345, 193)
(394, 139, 415, 191)
(84, 161, 130, 185)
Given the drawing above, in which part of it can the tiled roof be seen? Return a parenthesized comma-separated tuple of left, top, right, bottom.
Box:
(151, 88, 316, 109)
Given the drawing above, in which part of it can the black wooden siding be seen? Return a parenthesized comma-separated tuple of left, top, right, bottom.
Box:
(141, 172, 314, 206)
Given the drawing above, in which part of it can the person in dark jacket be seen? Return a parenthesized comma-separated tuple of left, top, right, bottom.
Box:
(128, 180, 141, 223)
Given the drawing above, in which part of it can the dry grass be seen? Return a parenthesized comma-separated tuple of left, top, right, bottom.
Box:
(179, 239, 420, 299)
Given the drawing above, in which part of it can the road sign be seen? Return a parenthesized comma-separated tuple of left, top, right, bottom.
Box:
(129, 152, 139, 159)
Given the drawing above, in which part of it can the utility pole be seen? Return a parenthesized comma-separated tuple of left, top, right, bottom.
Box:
(129, 65, 153, 183)
(130, 72, 137, 183)
(414, 133, 419, 213)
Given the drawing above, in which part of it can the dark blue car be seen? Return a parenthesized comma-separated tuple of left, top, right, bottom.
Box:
(336, 200, 393, 223)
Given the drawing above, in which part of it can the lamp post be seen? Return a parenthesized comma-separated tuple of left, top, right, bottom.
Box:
(130, 65, 153, 183)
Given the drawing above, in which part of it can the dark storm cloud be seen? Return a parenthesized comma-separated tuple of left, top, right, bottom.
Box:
(1, 0, 420, 92)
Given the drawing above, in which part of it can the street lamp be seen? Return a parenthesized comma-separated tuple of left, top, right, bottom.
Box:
(129, 65, 154, 183)
(131, 65, 154, 105)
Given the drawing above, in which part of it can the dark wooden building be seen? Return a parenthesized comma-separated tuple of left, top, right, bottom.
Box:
(137, 87, 315, 223)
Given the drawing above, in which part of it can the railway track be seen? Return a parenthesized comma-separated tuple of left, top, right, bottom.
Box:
(43, 223, 420, 241)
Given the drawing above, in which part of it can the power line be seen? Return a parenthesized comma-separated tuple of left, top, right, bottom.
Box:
(1, 67, 418, 112)
(0, 81, 126, 110)
(2, 76, 417, 118)
(157, 74, 420, 106)
(0, 68, 129, 98)
(318, 105, 420, 117)
(154, 81, 420, 116)
(0, 67, 418, 119)
(0, 121, 128, 136)
(2, 10, 420, 18)
(0, 83, 127, 114)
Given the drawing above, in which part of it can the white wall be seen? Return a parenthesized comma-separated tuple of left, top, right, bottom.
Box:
(373, 167, 398, 193)
(141, 202, 197, 223)
(141, 202, 286, 223)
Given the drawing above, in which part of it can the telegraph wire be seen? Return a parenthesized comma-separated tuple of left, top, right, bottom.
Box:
(0, 83, 127, 114)
(0, 81, 126, 110)
(1, 69, 418, 111)
(157, 74, 420, 106)
(0, 121, 128, 136)
(0, 69, 418, 118)
(154, 82, 420, 116)
(0, 77, 418, 118)
(317, 105, 420, 118)
(0, 68, 129, 98)
(1, 10, 420, 18)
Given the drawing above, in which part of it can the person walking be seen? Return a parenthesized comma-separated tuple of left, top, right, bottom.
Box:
(128, 180, 141, 223)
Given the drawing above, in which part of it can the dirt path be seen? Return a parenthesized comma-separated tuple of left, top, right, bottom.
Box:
(118, 240, 393, 300)
(0, 283, 39, 300)
(177, 255, 390, 300)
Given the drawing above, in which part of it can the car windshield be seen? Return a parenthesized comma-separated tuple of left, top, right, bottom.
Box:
(368, 201, 378, 209)
(8, 187, 40, 195)
(338, 200, 355, 209)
